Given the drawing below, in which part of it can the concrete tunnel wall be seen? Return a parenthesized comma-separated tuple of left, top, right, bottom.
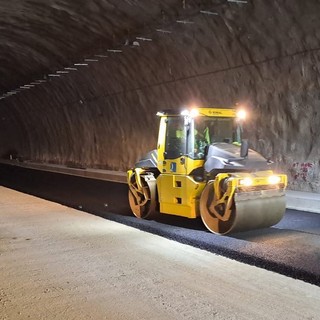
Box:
(0, 0, 320, 192)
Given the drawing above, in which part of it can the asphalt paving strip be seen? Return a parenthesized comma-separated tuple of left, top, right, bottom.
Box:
(1, 163, 319, 286)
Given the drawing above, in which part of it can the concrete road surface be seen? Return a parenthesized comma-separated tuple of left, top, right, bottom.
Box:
(0, 187, 319, 320)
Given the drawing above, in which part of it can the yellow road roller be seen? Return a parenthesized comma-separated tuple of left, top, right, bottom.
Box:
(127, 107, 287, 235)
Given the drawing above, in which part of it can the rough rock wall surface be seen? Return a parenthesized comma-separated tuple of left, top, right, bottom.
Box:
(0, 0, 320, 192)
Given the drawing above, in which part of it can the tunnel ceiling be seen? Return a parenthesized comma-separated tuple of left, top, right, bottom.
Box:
(1, 0, 320, 99)
(1, 0, 226, 95)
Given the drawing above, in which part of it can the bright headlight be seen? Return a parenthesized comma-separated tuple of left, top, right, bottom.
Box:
(190, 108, 199, 117)
(268, 175, 281, 184)
(239, 177, 253, 186)
(236, 109, 246, 120)
(181, 108, 199, 117)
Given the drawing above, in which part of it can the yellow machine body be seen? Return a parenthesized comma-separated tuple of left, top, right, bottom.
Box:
(127, 107, 287, 234)
(156, 174, 206, 218)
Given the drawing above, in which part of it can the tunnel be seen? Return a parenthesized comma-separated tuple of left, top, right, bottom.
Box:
(1, 2, 320, 319)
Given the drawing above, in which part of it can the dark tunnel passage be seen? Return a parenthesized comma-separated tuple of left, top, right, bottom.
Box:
(0, 0, 320, 193)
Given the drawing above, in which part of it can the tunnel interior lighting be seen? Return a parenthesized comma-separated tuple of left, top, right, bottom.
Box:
(107, 49, 122, 53)
(136, 37, 152, 42)
(156, 29, 172, 34)
(176, 20, 194, 24)
(200, 10, 219, 15)
(227, 0, 248, 3)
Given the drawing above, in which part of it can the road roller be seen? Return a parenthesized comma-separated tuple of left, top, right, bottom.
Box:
(127, 107, 287, 235)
